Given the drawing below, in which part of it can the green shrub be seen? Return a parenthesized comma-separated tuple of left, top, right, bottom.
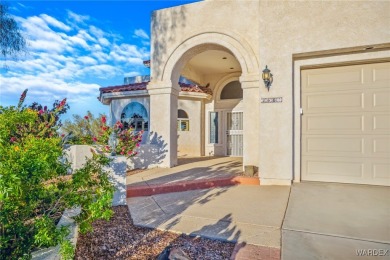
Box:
(0, 90, 114, 259)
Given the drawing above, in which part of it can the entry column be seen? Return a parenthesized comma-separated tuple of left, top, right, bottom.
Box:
(147, 80, 179, 167)
(240, 74, 260, 173)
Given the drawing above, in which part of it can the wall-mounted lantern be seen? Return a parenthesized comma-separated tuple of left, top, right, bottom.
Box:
(262, 65, 273, 91)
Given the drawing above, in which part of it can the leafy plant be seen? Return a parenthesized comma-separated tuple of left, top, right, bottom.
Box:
(61, 111, 106, 145)
(0, 90, 114, 259)
(62, 113, 143, 157)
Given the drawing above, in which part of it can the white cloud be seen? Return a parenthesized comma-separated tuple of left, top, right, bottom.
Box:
(78, 65, 122, 79)
(40, 14, 71, 31)
(68, 35, 90, 49)
(78, 56, 97, 65)
(110, 43, 149, 63)
(89, 25, 104, 38)
(124, 71, 140, 77)
(77, 30, 95, 42)
(98, 38, 110, 46)
(133, 29, 149, 40)
(2, 10, 148, 116)
(67, 10, 89, 23)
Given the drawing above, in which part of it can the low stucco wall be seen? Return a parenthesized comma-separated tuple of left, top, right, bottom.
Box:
(32, 208, 80, 260)
(64, 145, 127, 206)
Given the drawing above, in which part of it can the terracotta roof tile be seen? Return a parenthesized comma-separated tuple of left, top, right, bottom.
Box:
(100, 82, 213, 95)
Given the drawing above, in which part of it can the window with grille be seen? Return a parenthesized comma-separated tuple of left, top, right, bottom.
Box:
(121, 102, 149, 131)
(177, 109, 189, 131)
(209, 112, 218, 143)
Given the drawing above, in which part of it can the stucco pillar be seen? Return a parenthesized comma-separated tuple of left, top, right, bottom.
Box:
(240, 74, 260, 173)
(147, 81, 179, 167)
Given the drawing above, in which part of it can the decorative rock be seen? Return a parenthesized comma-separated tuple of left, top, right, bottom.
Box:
(169, 248, 191, 260)
(156, 245, 171, 260)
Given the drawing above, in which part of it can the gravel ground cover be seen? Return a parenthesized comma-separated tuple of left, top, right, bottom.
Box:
(75, 206, 235, 260)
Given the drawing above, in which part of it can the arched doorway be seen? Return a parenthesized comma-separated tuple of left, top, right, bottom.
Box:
(148, 32, 259, 168)
(177, 46, 244, 157)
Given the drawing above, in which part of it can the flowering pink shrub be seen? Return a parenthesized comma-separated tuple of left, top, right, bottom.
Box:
(77, 114, 143, 158)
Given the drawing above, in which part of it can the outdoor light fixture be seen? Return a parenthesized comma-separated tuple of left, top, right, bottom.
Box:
(262, 65, 273, 91)
(108, 132, 117, 156)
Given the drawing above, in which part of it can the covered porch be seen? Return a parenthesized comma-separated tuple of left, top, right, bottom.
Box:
(126, 156, 259, 197)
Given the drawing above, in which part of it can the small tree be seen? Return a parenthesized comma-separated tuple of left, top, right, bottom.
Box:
(61, 113, 143, 157)
(0, 90, 114, 259)
(61, 111, 106, 145)
(0, 3, 27, 61)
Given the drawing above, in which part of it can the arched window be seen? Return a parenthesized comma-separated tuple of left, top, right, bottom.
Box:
(220, 81, 243, 100)
(178, 109, 188, 119)
(177, 109, 189, 131)
(121, 102, 148, 131)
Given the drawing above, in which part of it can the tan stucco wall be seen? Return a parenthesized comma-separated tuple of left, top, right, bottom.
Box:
(149, 0, 390, 183)
(257, 1, 390, 183)
(177, 98, 204, 156)
(150, 0, 260, 81)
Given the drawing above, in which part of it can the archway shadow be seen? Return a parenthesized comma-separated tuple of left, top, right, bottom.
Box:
(127, 131, 167, 169)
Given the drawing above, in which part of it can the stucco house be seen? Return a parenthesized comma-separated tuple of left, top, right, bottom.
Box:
(99, 0, 390, 186)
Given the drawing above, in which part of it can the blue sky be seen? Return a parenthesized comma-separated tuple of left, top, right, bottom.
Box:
(0, 0, 199, 120)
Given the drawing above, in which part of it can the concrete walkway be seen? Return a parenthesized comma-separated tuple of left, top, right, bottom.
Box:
(127, 185, 290, 251)
(127, 156, 244, 187)
(282, 182, 390, 260)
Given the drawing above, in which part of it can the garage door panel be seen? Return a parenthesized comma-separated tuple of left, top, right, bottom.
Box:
(372, 114, 390, 131)
(303, 92, 363, 113)
(303, 157, 364, 178)
(373, 163, 390, 180)
(302, 157, 389, 185)
(373, 65, 390, 83)
(373, 137, 390, 156)
(372, 91, 390, 109)
(305, 68, 363, 92)
(303, 114, 364, 134)
(302, 135, 390, 158)
(302, 136, 364, 156)
(301, 62, 390, 186)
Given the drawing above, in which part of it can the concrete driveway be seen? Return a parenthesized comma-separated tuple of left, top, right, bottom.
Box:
(282, 182, 390, 260)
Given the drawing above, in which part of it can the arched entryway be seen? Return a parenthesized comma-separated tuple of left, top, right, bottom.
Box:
(147, 32, 259, 168)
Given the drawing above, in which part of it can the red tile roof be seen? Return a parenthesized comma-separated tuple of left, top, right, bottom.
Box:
(100, 82, 213, 95)
(100, 82, 148, 93)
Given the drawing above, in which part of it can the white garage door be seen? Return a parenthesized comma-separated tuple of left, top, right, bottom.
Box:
(301, 62, 390, 186)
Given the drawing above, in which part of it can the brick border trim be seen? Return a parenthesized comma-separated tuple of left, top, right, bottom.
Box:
(127, 176, 260, 198)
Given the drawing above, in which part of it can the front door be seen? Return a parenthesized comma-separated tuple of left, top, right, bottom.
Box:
(226, 112, 243, 156)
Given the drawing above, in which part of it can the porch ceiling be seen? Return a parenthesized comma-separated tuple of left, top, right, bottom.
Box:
(186, 50, 241, 75)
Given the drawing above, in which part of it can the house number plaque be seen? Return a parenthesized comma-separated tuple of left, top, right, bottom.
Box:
(261, 97, 283, 103)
